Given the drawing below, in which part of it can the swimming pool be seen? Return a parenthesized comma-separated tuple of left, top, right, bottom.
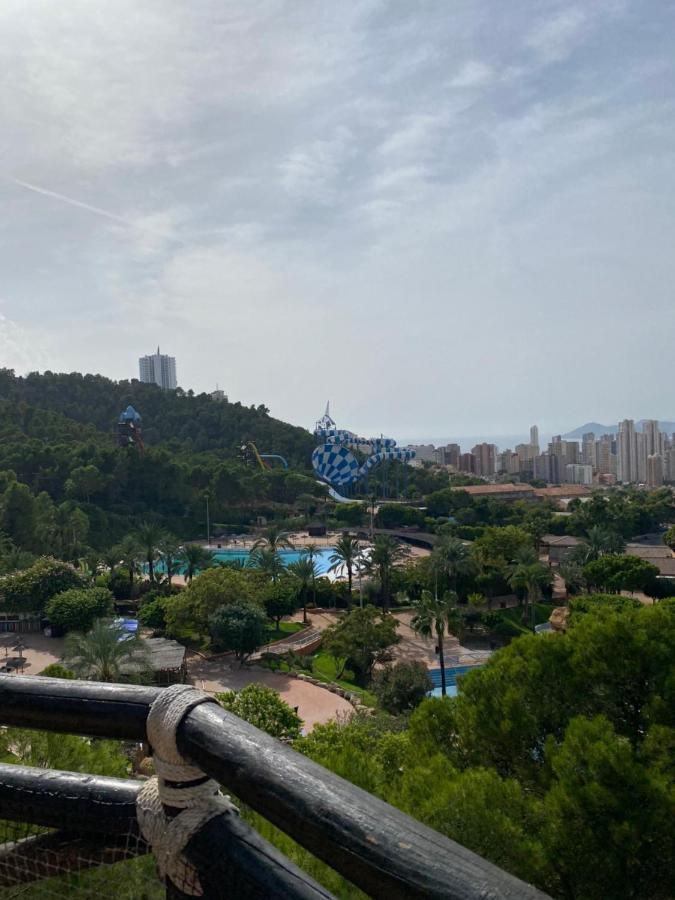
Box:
(428, 664, 483, 698)
(152, 547, 338, 577)
(211, 547, 336, 575)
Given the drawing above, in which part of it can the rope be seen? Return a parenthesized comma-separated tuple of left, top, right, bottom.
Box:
(136, 684, 237, 896)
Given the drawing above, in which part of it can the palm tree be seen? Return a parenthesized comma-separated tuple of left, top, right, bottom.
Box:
(569, 526, 625, 565)
(364, 535, 410, 612)
(115, 535, 142, 592)
(410, 590, 459, 698)
(179, 544, 215, 582)
(135, 521, 167, 585)
(101, 547, 121, 578)
(431, 536, 471, 597)
(160, 536, 182, 586)
(329, 534, 362, 606)
(249, 547, 286, 582)
(64, 619, 147, 683)
(506, 548, 553, 626)
(288, 557, 318, 624)
(251, 525, 294, 553)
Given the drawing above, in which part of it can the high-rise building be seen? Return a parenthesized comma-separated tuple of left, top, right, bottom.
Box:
(139, 347, 177, 390)
(530, 425, 539, 455)
(665, 448, 675, 483)
(595, 435, 617, 476)
(617, 419, 638, 483)
(643, 420, 661, 456)
(459, 452, 475, 473)
(647, 454, 664, 488)
(636, 432, 648, 483)
(471, 443, 496, 477)
(581, 432, 595, 467)
(438, 443, 461, 468)
(565, 464, 593, 486)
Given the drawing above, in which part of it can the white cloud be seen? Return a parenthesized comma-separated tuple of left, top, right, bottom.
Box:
(449, 60, 493, 88)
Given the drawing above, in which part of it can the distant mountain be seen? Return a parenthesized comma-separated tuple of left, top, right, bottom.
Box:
(563, 420, 675, 440)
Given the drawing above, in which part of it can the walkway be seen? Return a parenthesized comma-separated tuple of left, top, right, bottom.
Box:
(391, 611, 492, 668)
(188, 656, 353, 730)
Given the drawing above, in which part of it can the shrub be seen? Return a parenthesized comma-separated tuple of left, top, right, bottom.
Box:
(216, 683, 303, 740)
(46, 587, 114, 633)
(138, 597, 167, 632)
(0, 558, 83, 613)
(39, 663, 75, 679)
(372, 661, 433, 714)
(209, 599, 267, 660)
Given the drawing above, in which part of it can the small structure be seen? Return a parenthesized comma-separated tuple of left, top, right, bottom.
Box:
(117, 404, 144, 452)
(120, 637, 187, 685)
(454, 483, 536, 502)
(541, 534, 584, 565)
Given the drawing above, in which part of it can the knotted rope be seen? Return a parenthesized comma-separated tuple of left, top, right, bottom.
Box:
(136, 684, 237, 896)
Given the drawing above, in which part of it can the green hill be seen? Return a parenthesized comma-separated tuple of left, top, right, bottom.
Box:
(0, 368, 321, 553)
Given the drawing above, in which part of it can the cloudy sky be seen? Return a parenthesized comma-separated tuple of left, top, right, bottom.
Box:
(1, 1, 674, 441)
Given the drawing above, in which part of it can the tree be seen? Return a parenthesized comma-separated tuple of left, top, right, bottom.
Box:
(179, 543, 215, 582)
(216, 683, 303, 740)
(364, 535, 410, 612)
(264, 581, 298, 630)
(134, 521, 167, 584)
(321, 605, 400, 684)
(138, 596, 168, 631)
(209, 599, 267, 661)
(39, 663, 75, 679)
(410, 590, 459, 697)
(570, 526, 626, 564)
(65, 464, 105, 502)
(431, 536, 471, 596)
(329, 534, 362, 607)
(506, 549, 553, 625)
(287, 556, 317, 623)
(0, 557, 83, 613)
(249, 547, 287, 582)
(159, 535, 182, 585)
(582, 555, 659, 594)
(663, 525, 675, 552)
(372, 661, 433, 714)
(64, 619, 147, 682)
(46, 586, 114, 633)
(544, 715, 674, 900)
(165, 567, 259, 638)
(251, 525, 294, 552)
(114, 535, 142, 592)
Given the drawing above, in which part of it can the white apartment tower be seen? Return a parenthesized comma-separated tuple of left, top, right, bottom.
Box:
(139, 347, 177, 390)
(530, 425, 539, 454)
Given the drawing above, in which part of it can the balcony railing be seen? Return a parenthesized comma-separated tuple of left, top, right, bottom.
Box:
(0, 674, 551, 899)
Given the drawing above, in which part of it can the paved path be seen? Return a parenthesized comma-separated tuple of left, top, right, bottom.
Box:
(391, 610, 492, 668)
(188, 656, 353, 731)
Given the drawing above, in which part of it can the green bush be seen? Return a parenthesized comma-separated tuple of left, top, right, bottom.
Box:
(39, 663, 75, 679)
(209, 599, 267, 660)
(216, 683, 302, 740)
(138, 596, 167, 631)
(46, 587, 114, 633)
(372, 661, 433, 713)
(0, 557, 83, 613)
(334, 503, 366, 527)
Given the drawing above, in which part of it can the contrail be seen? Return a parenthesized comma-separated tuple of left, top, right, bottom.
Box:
(8, 177, 183, 244)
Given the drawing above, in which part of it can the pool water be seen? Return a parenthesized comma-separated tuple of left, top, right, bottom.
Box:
(153, 547, 338, 577)
(428, 664, 483, 698)
(211, 547, 336, 575)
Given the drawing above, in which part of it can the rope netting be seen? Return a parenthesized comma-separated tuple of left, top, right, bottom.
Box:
(0, 820, 164, 899)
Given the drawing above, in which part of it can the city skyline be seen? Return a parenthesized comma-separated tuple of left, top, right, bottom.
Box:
(1, 2, 674, 437)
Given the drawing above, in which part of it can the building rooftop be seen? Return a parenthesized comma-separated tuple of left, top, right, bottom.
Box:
(120, 637, 186, 675)
(534, 485, 592, 499)
(454, 483, 535, 496)
(541, 534, 583, 547)
(625, 544, 672, 559)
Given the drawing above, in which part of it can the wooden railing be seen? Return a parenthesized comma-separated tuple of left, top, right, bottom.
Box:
(0, 674, 550, 899)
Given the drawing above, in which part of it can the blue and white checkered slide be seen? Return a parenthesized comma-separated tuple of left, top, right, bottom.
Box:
(312, 424, 415, 487)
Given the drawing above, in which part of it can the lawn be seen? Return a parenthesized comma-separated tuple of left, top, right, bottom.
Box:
(311, 651, 377, 707)
(493, 602, 553, 636)
(263, 621, 305, 643)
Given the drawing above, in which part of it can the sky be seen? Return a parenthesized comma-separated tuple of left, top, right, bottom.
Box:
(1, 0, 674, 441)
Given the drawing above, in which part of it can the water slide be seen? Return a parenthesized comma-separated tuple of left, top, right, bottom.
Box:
(311, 405, 415, 490)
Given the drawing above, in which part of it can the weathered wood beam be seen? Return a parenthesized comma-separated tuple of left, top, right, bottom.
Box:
(0, 675, 551, 900)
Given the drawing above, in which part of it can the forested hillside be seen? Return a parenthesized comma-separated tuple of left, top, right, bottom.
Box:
(0, 369, 313, 461)
(0, 368, 321, 553)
